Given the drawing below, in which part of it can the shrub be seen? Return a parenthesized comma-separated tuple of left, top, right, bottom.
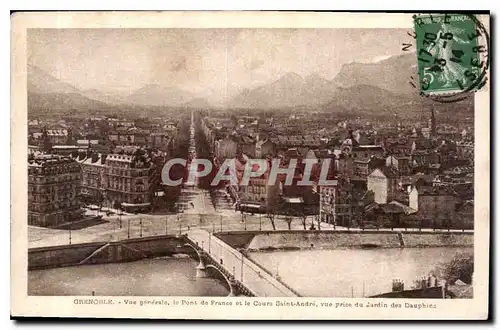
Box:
(435, 252, 474, 284)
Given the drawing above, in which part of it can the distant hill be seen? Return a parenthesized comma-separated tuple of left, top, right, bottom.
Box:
(27, 65, 116, 114)
(27, 65, 211, 114)
(229, 72, 337, 109)
(227, 52, 472, 121)
(28, 92, 113, 113)
(125, 84, 194, 107)
(228, 54, 422, 109)
(81, 88, 123, 105)
(322, 84, 414, 114)
(333, 53, 417, 95)
(27, 54, 473, 121)
(28, 65, 81, 94)
(323, 84, 474, 120)
(183, 97, 212, 109)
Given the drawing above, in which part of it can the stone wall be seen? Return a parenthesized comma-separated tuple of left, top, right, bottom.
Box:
(244, 231, 401, 250)
(402, 232, 473, 247)
(216, 230, 474, 251)
(29, 242, 105, 269)
(215, 232, 256, 249)
(28, 235, 188, 270)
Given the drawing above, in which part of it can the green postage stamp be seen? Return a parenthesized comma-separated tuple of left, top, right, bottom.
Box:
(414, 14, 488, 95)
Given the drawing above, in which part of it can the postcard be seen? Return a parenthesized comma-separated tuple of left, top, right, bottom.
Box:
(11, 11, 490, 320)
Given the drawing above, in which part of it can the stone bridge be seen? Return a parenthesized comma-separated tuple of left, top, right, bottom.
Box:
(184, 230, 300, 297)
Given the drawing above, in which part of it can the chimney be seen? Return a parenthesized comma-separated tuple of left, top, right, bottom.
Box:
(78, 151, 86, 161)
(101, 154, 107, 164)
(392, 279, 404, 292)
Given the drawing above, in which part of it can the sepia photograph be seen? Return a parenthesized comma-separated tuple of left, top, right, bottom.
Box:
(11, 11, 490, 320)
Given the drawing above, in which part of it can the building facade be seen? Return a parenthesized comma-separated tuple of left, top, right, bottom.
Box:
(104, 153, 154, 211)
(255, 139, 276, 158)
(78, 153, 107, 206)
(238, 173, 282, 212)
(319, 180, 356, 227)
(78, 150, 155, 212)
(386, 155, 411, 176)
(354, 156, 385, 180)
(28, 154, 83, 227)
(215, 137, 238, 160)
(367, 168, 399, 204)
(456, 141, 474, 164)
(408, 186, 461, 228)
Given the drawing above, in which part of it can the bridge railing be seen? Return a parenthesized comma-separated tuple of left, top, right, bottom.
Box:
(187, 230, 299, 297)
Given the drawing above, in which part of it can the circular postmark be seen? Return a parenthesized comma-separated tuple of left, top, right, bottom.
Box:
(403, 13, 489, 103)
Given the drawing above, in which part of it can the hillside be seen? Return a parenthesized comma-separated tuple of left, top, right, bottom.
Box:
(125, 84, 194, 107)
(333, 53, 417, 95)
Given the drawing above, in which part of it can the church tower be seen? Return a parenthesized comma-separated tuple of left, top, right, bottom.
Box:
(429, 105, 436, 138)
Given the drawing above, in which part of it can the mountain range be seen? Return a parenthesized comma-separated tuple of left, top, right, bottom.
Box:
(27, 65, 199, 114)
(228, 53, 419, 110)
(80, 88, 123, 105)
(27, 52, 473, 118)
(333, 53, 417, 95)
(28, 65, 116, 113)
(229, 72, 337, 109)
(227, 52, 473, 118)
(124, 84, 194, 107)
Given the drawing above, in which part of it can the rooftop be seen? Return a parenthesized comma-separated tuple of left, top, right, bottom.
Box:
(28, 154, 78, 168)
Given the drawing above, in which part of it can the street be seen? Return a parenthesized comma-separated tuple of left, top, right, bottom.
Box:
(28, 207, 473, 248)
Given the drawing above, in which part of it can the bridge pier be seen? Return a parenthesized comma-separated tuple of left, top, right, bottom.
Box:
(195, 252, 209, 278)
(227, 276, 237, 297)
(195, 262, 208, 278)
(184, 233, 260, 297)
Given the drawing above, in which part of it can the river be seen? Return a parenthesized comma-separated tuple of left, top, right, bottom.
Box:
(248, 247, 472, 297)
(28, 255, 229, 296)
(29, 247, 471, 297)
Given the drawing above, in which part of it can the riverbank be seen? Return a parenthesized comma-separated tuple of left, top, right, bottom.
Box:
(215, 230, 474, 251)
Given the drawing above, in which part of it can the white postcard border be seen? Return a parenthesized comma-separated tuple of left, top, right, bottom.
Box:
(11, 11, 490, 320)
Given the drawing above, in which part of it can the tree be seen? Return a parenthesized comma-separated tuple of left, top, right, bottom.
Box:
(435, 252, 474, 284)
(266, 209, 277, 231)
(113, 201, 122, 210)
(300, 213, 307, 230)
(316, 214, 321, 230)
(284, 216, 293, 230)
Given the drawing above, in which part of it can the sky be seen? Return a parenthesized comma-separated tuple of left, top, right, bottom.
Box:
(28, 28, 408, 106)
